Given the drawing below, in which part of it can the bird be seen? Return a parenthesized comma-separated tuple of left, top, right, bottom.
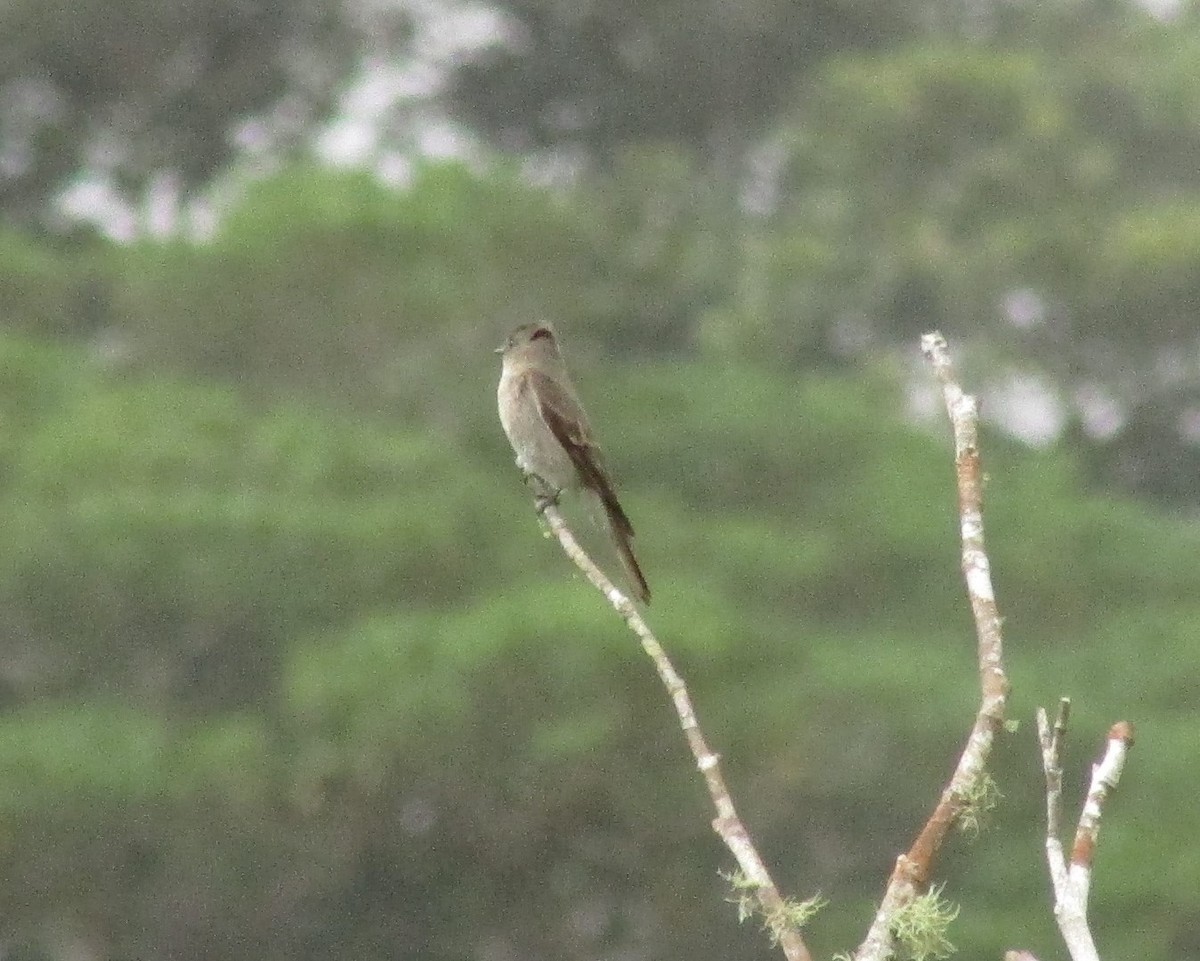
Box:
(496, 322, 651, 604)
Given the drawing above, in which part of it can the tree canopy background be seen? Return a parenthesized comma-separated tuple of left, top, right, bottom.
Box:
(1, 0, 1198, 959)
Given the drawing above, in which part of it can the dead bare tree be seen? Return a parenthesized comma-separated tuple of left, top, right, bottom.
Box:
(508, 331, 1133, 961)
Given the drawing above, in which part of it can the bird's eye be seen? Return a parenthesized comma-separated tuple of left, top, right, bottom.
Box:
(530, 327, 553, 342)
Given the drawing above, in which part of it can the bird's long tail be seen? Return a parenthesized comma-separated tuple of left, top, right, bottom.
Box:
(600, 492, 651, 604)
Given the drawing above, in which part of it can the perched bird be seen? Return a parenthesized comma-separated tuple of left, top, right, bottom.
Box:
(496, 323, 651, 604)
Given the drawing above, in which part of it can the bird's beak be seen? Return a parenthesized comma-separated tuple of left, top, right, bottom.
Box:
(494, 345, 505, 354)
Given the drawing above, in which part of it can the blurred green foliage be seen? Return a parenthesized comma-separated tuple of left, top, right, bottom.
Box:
(0, 0, 388, 226)
(761, 31, 1200, 386)
(0, 311, 1194, 959)
(1, 7, 1200, 957)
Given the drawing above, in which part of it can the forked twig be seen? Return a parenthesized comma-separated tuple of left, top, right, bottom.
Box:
(855, 332, 1011, 961)
(1036, 703, 1134, 961)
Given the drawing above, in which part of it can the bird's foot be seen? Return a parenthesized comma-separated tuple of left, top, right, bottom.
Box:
(522, 472, 561, 514)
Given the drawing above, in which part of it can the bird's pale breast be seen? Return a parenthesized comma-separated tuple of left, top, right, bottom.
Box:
(498, 369, 578, 490)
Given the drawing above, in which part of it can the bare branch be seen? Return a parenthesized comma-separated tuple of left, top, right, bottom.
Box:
(855, 332, 1012, 961)
(1037, 707, 1135, 961)
(533, 500, 814, 961)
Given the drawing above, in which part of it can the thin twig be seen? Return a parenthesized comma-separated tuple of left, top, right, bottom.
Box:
(1036, 706, 1135, 961)
(533, 501, 813, 961)
(1037, 699, 1072, 898)
(855, 332, 1012, 961)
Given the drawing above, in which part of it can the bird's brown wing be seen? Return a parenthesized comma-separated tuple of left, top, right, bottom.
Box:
(527, 370, 650, 603)
(526, 372, 626, 524)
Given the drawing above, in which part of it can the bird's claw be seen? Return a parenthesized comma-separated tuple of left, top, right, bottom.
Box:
(521, 471, 560, 514)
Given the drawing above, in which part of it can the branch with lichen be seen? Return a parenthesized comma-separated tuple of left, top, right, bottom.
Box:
(527, 492, 816, 961)
(1033, 700, 1135, 961)
(514, 333, 1136, 961)
(854, 332, 1011, 961)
